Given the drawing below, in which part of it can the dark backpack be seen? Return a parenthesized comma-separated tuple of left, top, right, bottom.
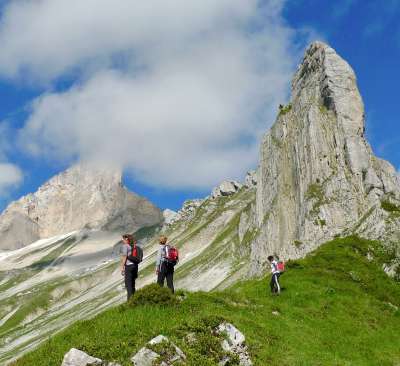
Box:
(165, 245, 179, 265)
(127, 244, 143, 264)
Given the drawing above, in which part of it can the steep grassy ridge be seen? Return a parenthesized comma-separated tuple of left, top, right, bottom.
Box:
(11, 236, 400, 366)
(0, 189, 256, 364)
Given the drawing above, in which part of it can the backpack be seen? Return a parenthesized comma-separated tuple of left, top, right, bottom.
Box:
(277, 261, 285, 272)
(165, 245, 179, 265)
(127, 244, 143, 264)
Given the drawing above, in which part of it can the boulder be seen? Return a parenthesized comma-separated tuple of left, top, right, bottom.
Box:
(61, 348, 103, 366)
(131, 335, 186, 366)
(216, 323, 253, 366)
(131, 347, 160, 366)
(212, 181, 243, 199)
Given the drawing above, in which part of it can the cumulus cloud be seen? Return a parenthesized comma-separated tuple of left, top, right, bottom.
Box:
(0, 123, 23, 196)
(0, 163, 23, 195)
(7, 0, 310, 189)
(0, 0, 258, 81)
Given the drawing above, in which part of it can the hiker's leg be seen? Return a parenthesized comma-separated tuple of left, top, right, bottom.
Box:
(157, 262, 166, 287)
(132, 265, 138, 296)
(270, 276, 275, 293)
(125, 266, 134, 300)
(274, 274, 281, 294)
(166, 264, 174, 293)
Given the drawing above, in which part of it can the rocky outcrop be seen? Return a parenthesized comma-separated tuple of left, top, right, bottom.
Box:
(131, 324, 252, 366)
(217, 323, 253, 366)
(251, 41, 400, 273)
(164, 199, 203, 226)
(132, 335, 186, 366)
(211, 180, 243, 199)
(61, 348, 102, 366)
(61, 348, 121, 366)
(163, 209, 178, 225)
(0, 164, 163, 250)
(244, 171, 257, 188)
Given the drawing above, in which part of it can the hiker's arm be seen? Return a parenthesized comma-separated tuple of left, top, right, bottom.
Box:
(120, 255, 126, 275)
(155, 248, 161, 274)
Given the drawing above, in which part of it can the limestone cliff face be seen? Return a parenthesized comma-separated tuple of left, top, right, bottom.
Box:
(0, 164, 163, 250)
(251, 42, 400, 273)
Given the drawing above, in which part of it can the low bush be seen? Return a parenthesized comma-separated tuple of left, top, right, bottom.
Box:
(381, 200, 400, 214)
(128, 284, 178, 307)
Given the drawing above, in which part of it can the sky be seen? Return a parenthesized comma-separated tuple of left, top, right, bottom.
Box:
(0, 0, 399, 212)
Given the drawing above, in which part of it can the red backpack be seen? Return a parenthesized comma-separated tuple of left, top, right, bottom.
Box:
(277, 261, 285, 272)
(165, 245, 179, 265)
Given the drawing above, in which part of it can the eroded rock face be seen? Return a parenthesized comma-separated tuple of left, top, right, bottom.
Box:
(252, 42, 400, 273)
(0, 164, 163, 250)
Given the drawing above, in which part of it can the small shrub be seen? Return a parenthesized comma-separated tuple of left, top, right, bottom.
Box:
(314, 219, 326, 227)
(278, 103, 292, 116)
(381, 200, 400, 214)
(293, 240, 303, 248)
(318, 104, 329, 114)
(147, 340, 177, 365)
(128, 284, 178, 307)
(174, 316, 234, 365)
(306, 183, 328, 216)
(271, 135, 283, 148)
(306, 183, 324, 201)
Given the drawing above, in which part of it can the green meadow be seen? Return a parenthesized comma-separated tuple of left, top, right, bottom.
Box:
(11, 236, 400, 366)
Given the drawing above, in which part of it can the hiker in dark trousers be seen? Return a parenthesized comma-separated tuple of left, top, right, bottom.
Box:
(156, 236, 175, 293)
(120, 234, 142, 301)
(268, 255, 281, 295)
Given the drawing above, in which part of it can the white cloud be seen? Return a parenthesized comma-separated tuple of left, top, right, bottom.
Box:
(9, 0, 312, 189)
(0, 163, 23, 196)
(0, 123, 23, 196)
(0, 0, 258, 82)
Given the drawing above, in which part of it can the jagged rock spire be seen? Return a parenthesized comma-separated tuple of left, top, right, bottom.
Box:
(251, 42, 400, 273)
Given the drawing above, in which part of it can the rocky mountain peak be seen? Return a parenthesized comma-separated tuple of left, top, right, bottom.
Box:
(0, 163, 163, 250)
(252, 42, 400, 273)
(292, 41, 367, 173)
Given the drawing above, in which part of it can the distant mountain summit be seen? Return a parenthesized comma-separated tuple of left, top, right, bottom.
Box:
(0, 164, 163, 250)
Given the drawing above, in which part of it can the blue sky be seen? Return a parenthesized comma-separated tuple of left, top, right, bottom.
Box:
(0, 0, 399, 213)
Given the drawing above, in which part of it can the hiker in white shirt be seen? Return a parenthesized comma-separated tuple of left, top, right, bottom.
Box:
(268, 255, 281, 295)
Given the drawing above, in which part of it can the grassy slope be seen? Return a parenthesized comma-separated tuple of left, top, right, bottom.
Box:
(11, 236, 400, 366)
